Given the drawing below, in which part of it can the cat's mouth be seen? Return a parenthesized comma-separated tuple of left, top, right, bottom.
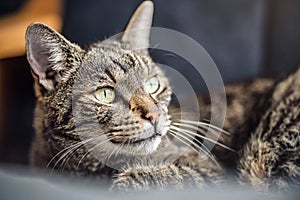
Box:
(107, 115, 170, 154)
(108, 130, 163, 155)
(110, 132, 162, 145)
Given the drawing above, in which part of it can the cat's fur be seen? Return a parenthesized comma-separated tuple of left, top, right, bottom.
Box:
(26, 1, 299, 191)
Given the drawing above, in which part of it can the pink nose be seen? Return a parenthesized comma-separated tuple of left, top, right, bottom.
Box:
(145, 111, 161, 125)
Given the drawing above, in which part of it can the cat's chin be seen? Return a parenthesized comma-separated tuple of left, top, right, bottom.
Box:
(116, 136, 162, 155)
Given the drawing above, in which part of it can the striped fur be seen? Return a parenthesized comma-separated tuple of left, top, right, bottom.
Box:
(26, 1, 299, 192)
(238, 69, 300, 191)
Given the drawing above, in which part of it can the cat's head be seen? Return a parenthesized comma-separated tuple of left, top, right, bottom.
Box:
(26, 1, 172, 155)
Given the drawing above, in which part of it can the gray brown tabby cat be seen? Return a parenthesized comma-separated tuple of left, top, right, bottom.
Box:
(26, 1, 299, 191)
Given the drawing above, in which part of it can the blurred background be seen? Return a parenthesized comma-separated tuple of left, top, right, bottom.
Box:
(0, 0, 300, 166)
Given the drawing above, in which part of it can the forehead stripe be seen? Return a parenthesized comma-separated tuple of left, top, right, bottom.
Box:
(110, 58, 128, 73)
(135, 54, 150, 74)
(104, 69, 117, 84)
(156, 86, 169, 99)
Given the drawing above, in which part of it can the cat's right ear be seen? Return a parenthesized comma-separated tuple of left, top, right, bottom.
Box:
(26, 23, 85, 95)
(121, 1, 154, 50)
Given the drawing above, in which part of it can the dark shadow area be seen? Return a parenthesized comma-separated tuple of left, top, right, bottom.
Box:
(0, 57, 35, 164)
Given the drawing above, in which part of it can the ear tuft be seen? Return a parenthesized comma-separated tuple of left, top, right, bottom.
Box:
(122, 1, 154, 50)
(26, 23, 84, 92)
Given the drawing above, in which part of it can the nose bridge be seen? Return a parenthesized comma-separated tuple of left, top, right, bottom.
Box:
(130, 94, 156, 114)
(129, 93, 161, 124)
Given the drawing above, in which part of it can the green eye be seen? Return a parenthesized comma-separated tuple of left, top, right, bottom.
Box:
(94, 87, 115, 104)
(145, 77, 160, 94)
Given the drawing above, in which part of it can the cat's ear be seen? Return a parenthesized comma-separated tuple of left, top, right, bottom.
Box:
(26, 23, 85, 92)
(121, 1, 154, 50)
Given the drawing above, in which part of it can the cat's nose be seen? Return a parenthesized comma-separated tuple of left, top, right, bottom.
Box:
(129, 96, 161, 125)
(145, 110, 161, 125)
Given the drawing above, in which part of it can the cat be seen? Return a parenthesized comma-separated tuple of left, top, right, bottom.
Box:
(26, 1, 299, 191)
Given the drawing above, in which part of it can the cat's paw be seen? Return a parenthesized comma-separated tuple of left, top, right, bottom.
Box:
(110, 171, 150, 192)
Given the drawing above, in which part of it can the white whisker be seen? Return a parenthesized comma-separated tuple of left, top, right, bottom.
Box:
(168, 130, 220, 167)
(51, 133, 110, 172)
(106, 140, 122, 163)
(172, 122, 224, 140)
(168, 130, 201, 155)
(176, 119, 231, 135)
(47, 138, 94, 169)
(76, 136, 116, 168)
(170, 125, 234, 151)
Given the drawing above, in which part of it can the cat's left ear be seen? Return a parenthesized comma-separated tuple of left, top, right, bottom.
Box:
(121, 1, 154, 50)
(26, 23, 85, 94)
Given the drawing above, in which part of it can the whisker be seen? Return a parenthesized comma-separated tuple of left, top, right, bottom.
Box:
(60, 133, 116, 171)
(46, 127, 108, 169)
(105, 139, 123, 163)
(52, 133, 110, 172)
(172, 122, 224, 140)
(76, 136, 116, 169)
(114, 143, 124, 157)
(170, 125, 234, 151)
(168, 131, 201, 155)
(47, 137, 95, 169)
(149, 43, 160, 54)
(169, 129, 205, 153)
(175, 119, 231, 135)
(170, 112, 198, 116)
(56, 140, 92, 172)
(168, 130, 220, 167)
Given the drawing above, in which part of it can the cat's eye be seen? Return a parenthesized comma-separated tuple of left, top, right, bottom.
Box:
(94, 87, 115, 104)
(145, 77, 160, 94)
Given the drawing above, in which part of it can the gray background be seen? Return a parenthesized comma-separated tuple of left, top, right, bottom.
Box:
(62, 0, 300, 84)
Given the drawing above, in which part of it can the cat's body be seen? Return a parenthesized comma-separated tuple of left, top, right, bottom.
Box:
(26, 1, 299, 192)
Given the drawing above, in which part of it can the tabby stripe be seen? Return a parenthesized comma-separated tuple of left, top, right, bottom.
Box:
(129, 172, 145, 187)
(110, 59, 127, 72)
(156, 86, 168, 99)
(169, 164, 181, 180)
(136, 55, 150, 74)
(263, 97, 298, 142)
(147, 171, 156, 185)
(49, 131, 80, 141)
(105, 69, 117, 84)
(97, 113, 111, 125)
(177, 165, 195, 182)
(126, 53, 138, 67)
(57, 105, 73, 125)
(109, 129, 131, 134)
(269, 87, 296, 127)
(193, 168, 216, 184)
(73, 120, 98, 130)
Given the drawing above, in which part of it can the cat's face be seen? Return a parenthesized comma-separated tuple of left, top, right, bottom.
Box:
(73, 41, 172, 154)
(26, 2, 172, 155)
